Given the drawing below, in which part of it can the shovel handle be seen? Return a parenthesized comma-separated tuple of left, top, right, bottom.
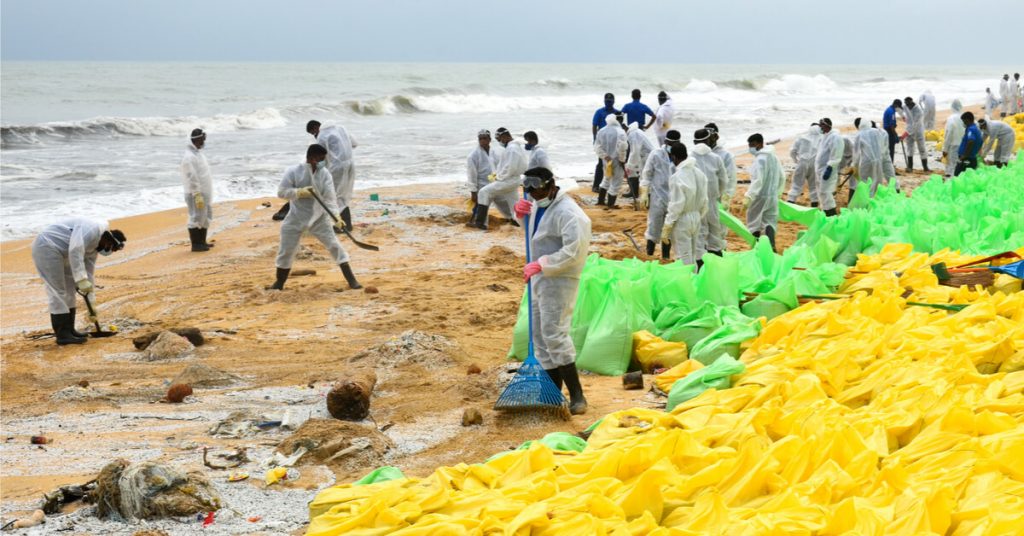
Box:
(76, 289, 104, 332)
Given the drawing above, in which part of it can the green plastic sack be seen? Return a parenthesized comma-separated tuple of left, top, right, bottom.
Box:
(689, 318, 762, 365)
(779, 200, 824, 227)
(666, 353, 747, 411)
(741, 278, 798, 320)
(694, 252, 740, 308)
(354, 466, 405, 486)
(718, 204, 756, 246)
(656, 301, 723, 349)
(576, 290, 633, 375)
(516, 432, 587, 453)
(847, 179, 871, 209)
(509, 290, 530, 360)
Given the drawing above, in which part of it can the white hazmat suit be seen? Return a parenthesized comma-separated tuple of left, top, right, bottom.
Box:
(593, 115, 628, 197)
(527, 144, 551, 170)
(275, 163, 350, 270)
(522, 190, 592, 370)
(640, 147, 673, 243)
(316, 126, 358, 212)
(854, 121, 897, 196)
(692, 143, 728, 255)
(1000, 78, 1011, 116)
(478, 140, 527, 219)
(625, 123, 655, 178)
(712, 144, 737, 200)
(1012, 77, 1021, 114)
(181, 144, 213, 229)
(942, 100, 966, 177)
(788, 126, 821, 203)
(985, 90, 1000, 119)
(981, 120, 1017, 164)
(31, 218, 106, 314)
(466, 145, 494, 194)
(903, 104, 927, 164)
(745, 145, 784, 234)
(663, 158, 709, 265)
(816, 129, 845, 211)
(653, 99, 675, 145)
(920, 91, 937, 130)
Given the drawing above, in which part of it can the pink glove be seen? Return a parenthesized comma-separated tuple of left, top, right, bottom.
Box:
(523, 261, 542, 282)
(514, 199, 533, 219)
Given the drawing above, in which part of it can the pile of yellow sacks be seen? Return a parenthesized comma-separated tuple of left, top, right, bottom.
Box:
(927, 112, 1024, 153)
(307, 243, 1023, 535)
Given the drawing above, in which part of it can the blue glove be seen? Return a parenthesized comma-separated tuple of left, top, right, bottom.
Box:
(823, 166, 833, 181)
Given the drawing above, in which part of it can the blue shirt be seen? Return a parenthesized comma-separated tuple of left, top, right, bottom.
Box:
(531, 206, 548, 238)
(883, 106, 898, 129)
(621, 100, 654, 126)
(959, 124, 982, 158)
(592, 106, 620, 129)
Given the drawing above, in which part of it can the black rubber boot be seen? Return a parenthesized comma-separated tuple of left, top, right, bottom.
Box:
(473, 204, 489, 230)
(922, 158, 930, 173)
(52, 313, 86, 345)
(765, 226, 777, 252)
(544, 368, 563, 390)
(645, 239, 656, 256)
(906, 156, 914, 173)
(661, 241, 671, 260)
(200, 228, 214, 248)
(272, 202, 290, 221)
(753, 231, 761, 240)
(267, 267, 290, 290)
(68, 308, 87, 338)
(606, 195, 619, 209)
(824, 208, 838, 217)
(696, 259, 704, 272)
(340, 262, 362, 290)
(811, 202, 819, 208)
(707, 250, 723, 257)
(465, 205, 480, 228)
(847, 188, 855, 204)
(558, 363, 588, 415)
(189, 228, 209, 252)
(597, 189, 607, 206)
(340, 207, 353, 232)
(592, 160, 604, 192)
(627, 177, 640, 199)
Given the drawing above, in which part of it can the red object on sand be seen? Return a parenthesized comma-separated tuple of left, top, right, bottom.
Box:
(202, 511, 215, 527)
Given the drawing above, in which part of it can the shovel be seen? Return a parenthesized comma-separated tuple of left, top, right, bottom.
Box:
(622, 229, 642, 252)
(308, 190, 380, 252)
(77, 290, 117, 337)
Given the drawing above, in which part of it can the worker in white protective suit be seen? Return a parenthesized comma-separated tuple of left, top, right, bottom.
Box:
(625, 122, 655, 199)
(268, 144, 361, 291)
(653, 91, 675, 146)
(1013, 73, 1022, 114)
(941, 100, 966, 177)
(901, 96, 930, 173)
(787, 123, 821, 206)
(999, 74, 1011, 118)
(466, 129, 495, 209)
(919, 90, 937, 130)
(984, 88, 1000, 119)
(593, 114, 628, 208)
(661, 144, 708, 266)
(815, 118, 845, 217)
(640, 130, 681, 259)
(744, 134, 784, 252)
(692, 128, 729, 259)
(704, 123, 737, 203)
(524, 131, 551, 171)
(31, 219, 126, 345)
(978, 118, 1017, 168)
(469, 127, 526, 230)
(515, 167, 592, 415)
(307, 120, 358, 232)
(181, 128, 214, 252)
(853, 118, 897, 197)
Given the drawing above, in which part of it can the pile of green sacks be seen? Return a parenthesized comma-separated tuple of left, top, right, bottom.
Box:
(508, 238, 847, 376)
(789, 156, 1024, 264)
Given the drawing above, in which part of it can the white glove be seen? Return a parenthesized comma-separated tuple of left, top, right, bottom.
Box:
(296, 187, 315, 199)
(76, 279, 94, 294)
(193, 192, 206, 210)
(640, 187, 649, 209)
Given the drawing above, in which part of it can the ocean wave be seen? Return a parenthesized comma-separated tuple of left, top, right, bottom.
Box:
(762, 74, 838, 94)
(717, 79, 759, 90)
(339, 93, 587, 116)
(534, 78, 573, 88)
(1, 107, 288, 147)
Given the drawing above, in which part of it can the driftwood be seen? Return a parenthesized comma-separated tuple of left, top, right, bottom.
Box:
(326, 372, 377, 420)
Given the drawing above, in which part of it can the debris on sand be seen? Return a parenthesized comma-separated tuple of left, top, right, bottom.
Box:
(171, 363, 242, 388)
(42, 479, 97, 514)
(466, 364, 482, 375)
(482, 245, 520, 266)
(276, 419, 392, 473)
(164, 383, 193, 403)
(94, 460, 221, 520)
(209, 410, 262, 439)
(326, 373, 376, 421)
(133, 327, 204, 350)
(144, 331, 195, 361)
(363, 286, 380, 294)
(622, 371, 644, 390)
(461, 408, 483, 426)
(348, 331, 459, 370)
(50, 384, 108, 402)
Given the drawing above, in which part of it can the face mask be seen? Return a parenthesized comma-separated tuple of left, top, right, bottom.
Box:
(317, 160, 327, 170)
(99, 249, 113, 257)
(536, 197, 553, 208)
(524, 143, 535, 150)
(748, 147, 758, 155)
(604, 101, 614, 108)
(810, 126, 821, 136)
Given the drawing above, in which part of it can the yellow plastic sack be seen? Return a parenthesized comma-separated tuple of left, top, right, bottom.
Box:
(654, 359, 704, 393)
(633, 330, 688, 373)
(308, 244, 1024, 535)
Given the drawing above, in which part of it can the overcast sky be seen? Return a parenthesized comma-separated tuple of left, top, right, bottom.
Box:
(2, 0, 1021, 63)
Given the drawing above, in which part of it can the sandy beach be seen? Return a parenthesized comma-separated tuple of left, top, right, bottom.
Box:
(0, 104, 978, 533)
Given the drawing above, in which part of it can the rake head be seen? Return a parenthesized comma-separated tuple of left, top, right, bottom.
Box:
(494, 356, 570, 420)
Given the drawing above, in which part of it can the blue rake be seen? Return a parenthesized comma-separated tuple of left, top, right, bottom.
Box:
(493, 196, 570, 419)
